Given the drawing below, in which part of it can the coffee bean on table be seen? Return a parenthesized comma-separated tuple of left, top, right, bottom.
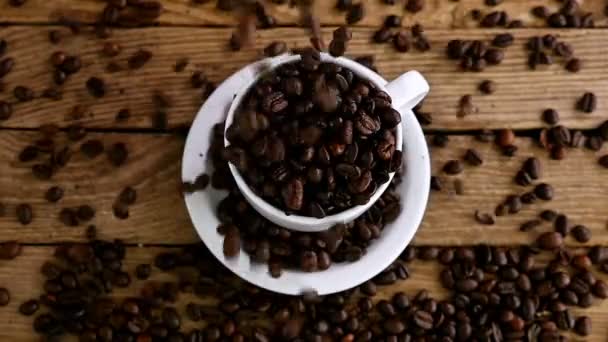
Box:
(345, 3, 364, 24)
(463, 149, 483, 166)
(59, 208, 78, 226)
(478, 80, 495, 94)
(536, 232, 563, 250)
(80, 140, 104, 159)
(474, 210, 495, 225)
(393, 31, 411, 52)
(13, 86, 34, 102)
(542, 108, 559, 125)
(565, 58, 582, 72)
(599, 155, 608, 168)
(0, 57, 15, 78)
(577, 92, 596, 113)
(496, 129, 515, 147)
(571, 225, 591, 243)
(45, 186, 64, 202)
(86, 77, 106, 98)
(520, 219, 541, 232)
(0, 101, 12, 120)
(0, 288, 9, 306)
(135, 264, 151, 280)
(128, 49, 153, 69)
(534, 183, 554, 200)
(107, 142, 128, 166)
(19, 299, 39, 316)
(76, 205, 95, 221)
(118, 186, 137, 205)
(16, 204, 33, 225)
(492, 33, 513, 47)
(0, 241, 21, 260)
(443, 160, 463, 175)
(574, 316, 591, 336)
(432, 134, 449, 147)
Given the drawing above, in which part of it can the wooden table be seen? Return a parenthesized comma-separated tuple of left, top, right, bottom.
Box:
(1, 0, 608, 340)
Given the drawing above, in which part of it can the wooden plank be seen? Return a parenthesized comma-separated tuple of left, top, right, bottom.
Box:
(0, 131, 197, 243)
(1, 132, 607, 245)
(0, 246, 607, 340)
(0, 0, 606, 28)
(0, 26, 607, 130)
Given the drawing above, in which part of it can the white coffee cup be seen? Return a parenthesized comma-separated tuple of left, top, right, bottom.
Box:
(182, 52, 431, 295)
(224, 52, 429, 232)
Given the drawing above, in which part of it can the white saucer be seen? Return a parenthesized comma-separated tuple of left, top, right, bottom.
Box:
(181, 57, 430, 296)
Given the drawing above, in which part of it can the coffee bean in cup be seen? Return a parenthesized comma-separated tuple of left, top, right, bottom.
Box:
(225, 49, 403, 217)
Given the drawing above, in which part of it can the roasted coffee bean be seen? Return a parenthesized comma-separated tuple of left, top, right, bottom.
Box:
(599, 155, 608, 168)
(384, 15, 402, 28)
(571, 225, 591, 243)
(135, 263, 151, 280)
(506, 195, 522, 214)
(458, 94, 476, 116)
(463, 149, 483, 166)
(0, 101, 12, 120)
(554, 214, 569, 236)
(107, 142, 128, 166)
(76, 205, 95, 222)
(478, 80, 495, 94)
(574, 316, 591, 336)
(223, 226, 240, 258)
(443, 160, 463, 175)
(16, 204, 33, 225)
(534, 183, 554, 200)
(0, 288, 9, 306)
(128, 49, 152, 69)
(0, 57, 15, 78)
(565, 58, 582, 72)
(45, 186, 64, 203)
(59, 56, 81, 74)
(496, 129, 515, 147)
(542, 108, 559, 125)
(393, 31, 411, 53)
(537, 232, 563, 250)
(80, 140, 104, 159)
(19, 299, 39, 316)
(0, 241, 21, 259)
(86, 77, 106, 98)
(484, 48, 504, 65)
(492, 33, 513, 48)
(59, 208, 78, 226)
(520, 219, 541, 232)
(13, 86, 34, 102)
(586, 135, 604, 151)
(345, 3, 364, 24)
(577, 92, 597, 113)
(474, 211, 495, 225)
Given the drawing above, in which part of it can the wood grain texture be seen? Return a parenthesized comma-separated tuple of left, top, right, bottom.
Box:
(0, 0, 606, 28)
(1, 131, 607, 245)
(0, 246, 607, 340)
(0, 131, 195, 243)
(0, 26, 607, 130)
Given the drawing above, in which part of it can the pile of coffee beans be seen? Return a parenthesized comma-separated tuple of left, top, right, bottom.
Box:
(525, 35, 581, 72)
(446, 34, 510, 72)
(224, 48, 403, 217)
(22, 235, 608, 340)
(212, 122, 402, 274)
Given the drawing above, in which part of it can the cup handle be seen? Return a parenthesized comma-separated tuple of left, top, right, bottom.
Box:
(385, 71, 429, 112)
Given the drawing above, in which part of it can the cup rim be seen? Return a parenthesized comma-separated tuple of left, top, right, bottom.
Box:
(223, 53, 403, 232)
